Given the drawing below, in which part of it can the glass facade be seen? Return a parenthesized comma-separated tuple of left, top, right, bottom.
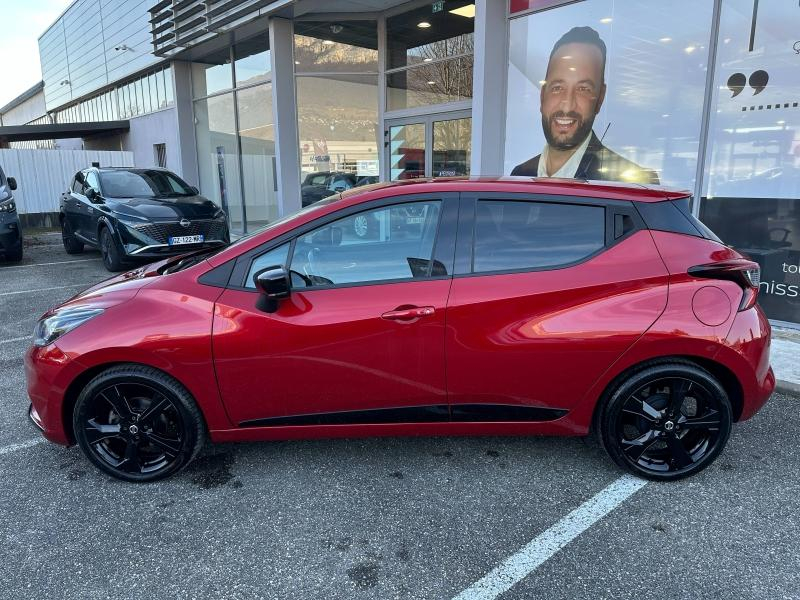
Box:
(294, 21, 380, 206)
(505, 0, 800, 325)
(192, 35, 277, 236)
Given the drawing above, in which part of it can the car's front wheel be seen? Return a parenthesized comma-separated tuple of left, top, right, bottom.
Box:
(73, 365, 206, 482)
(599, 362, 732, 481)
(99, 227, 125, 272)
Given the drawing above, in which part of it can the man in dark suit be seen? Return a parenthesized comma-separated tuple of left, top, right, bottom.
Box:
(511, 26, 659, 185)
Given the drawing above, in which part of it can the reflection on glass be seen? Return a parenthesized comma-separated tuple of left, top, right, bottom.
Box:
(164, 66, 174, 105)
(293, 22, 378, 73)
(192, 60, 233, 97)
(701, 0, 800, 323)
(296, 74, 379, 206)
(433, 117, 471, 177)
(194, 93, 244, 234)
(235, 37, 271, 86)
(389, 123, 426, 180)
(387, 1, 474, 70)
(238, 84, 278, 228)
(387, 56, 473, 111)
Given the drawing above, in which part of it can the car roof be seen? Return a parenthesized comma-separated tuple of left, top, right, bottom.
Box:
(337, 176, 689, 203)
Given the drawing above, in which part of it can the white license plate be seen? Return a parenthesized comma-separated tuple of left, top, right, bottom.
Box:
(168, 235, 204, 245)
(406, 217, 424, 224)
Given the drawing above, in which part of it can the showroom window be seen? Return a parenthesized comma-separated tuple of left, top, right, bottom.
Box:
(385, 1, 475, 112)
(699, 0, 800, 324)
(473, 201, 605, 273)
(294, 20, 380, 207)
(192, 35, 278, 236)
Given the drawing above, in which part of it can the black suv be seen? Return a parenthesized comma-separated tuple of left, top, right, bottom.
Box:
(60, 167, 229, 271)
(0, 164, 22, 263)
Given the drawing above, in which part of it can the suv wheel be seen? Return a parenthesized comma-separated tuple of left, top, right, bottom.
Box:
(599, 362, 732, 481)
(73, 365, 206, 482)
(100, 227, 126, 272)
(61, 219, 84, 254)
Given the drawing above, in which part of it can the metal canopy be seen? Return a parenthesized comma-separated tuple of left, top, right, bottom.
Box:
(0, 121, 130, 142)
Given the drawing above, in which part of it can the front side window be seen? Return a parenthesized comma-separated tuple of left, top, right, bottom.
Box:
(290, 201, 442, 287)
(99, 170, 194, 199)
(246, 243, 290, 289)
(473, 200, 605, 273)
(71, 173, 84, 194)
(85, 171, 100, 192)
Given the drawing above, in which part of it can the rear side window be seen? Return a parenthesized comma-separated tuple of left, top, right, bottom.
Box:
(635, 197, 722, 243)
(473, 201, 606, 273)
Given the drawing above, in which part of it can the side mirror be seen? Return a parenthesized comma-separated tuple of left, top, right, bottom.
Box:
(6, 177, 16, 191)
(190, 186, 200, 195)
(86, 188, 103, 203)
(254, 267, 291, 313)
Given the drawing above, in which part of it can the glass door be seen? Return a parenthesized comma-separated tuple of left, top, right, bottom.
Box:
(384, 112, 471, 181)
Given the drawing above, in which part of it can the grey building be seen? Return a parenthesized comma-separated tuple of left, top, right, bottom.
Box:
(0, 0, 798, 327)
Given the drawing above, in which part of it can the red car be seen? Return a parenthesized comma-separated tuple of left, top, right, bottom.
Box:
(25, 178, 774, 482)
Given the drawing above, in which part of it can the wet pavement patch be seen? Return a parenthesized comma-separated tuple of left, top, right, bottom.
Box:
(347, 562, 380, 588)
(187, 452, 235, 489)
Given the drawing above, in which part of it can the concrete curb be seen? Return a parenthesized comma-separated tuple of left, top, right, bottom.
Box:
(776, 379, 800, 397)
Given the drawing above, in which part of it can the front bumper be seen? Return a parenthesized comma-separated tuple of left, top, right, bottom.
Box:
(25, 344, 80, 446)
(118, 218, 229, 259)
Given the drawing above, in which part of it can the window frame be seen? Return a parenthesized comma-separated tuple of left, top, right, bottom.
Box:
(223, 193, 460, 292)
(455, 193, 644, 278)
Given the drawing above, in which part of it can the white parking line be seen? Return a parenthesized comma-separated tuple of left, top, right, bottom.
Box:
(0, 336, 29, 345)
(452, 474, 648, 600)
(0, 439, 44, 456)
(0, 283, 88, 297)
(0, 258, 99, 269)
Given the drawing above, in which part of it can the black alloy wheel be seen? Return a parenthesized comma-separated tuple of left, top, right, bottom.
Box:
(600, 362, 732, 481)
(99, 227, 125, 272)
(61, 219, 84, 254)
(73, 365, 205, 482)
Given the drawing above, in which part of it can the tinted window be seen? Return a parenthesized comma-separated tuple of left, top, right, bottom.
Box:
(246, 243, 290, 289)
(85, 171, 100, 192)
(71, 173, 85, 194)
(290, 201, 441, 287)
(473, 201, 605, 273)
(99, 170, 194, 199)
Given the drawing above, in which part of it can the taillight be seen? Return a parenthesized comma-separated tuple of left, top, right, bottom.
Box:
(687, 258, 760, 311)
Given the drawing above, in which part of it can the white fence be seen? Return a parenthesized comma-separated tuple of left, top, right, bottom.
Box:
(0, 148, 134, 215)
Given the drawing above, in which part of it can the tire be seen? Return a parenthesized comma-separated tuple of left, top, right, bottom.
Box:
(73, 365, 206, 483)
(99, 226, 126, 272)
(599, 362, 732, 481)
(4, 244, 22, 262)
(61, 219, 84, 254)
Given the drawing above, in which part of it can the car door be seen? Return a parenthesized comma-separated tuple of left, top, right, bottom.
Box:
(63, 173, 86, 239)
(212, 194, 458, 426)
(444, 194, 669, 422)
(68, 170, 94, 241)
(83, 170, 102, 243)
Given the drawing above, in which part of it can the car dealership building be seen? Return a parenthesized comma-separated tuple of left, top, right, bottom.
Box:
(0, 0, 797, 326)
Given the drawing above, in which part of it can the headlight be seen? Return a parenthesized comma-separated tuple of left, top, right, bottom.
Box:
(0, 199, 15, 213)
(33, 307, 104, 347)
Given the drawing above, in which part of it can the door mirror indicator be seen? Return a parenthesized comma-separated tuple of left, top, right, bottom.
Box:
(254, 267, 291, 313)
(7, 177, 16, 191)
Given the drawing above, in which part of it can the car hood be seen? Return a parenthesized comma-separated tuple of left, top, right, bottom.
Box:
(108, 195, 220, 221)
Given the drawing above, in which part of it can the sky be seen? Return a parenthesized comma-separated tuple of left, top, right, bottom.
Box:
(0, 0, 74, 108)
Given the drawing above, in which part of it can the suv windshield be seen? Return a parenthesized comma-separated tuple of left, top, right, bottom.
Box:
(99, 169, 195, 199)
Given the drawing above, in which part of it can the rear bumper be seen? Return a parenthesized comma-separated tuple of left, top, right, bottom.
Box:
(719, 305, 775, 421)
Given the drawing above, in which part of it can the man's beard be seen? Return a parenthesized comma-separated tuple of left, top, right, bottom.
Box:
(542, 111, 594, 151)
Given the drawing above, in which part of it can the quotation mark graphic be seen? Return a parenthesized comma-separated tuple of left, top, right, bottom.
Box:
(727, 70, 769, 97)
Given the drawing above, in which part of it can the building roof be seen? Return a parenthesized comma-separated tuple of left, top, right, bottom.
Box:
(0, 81, 45, 115)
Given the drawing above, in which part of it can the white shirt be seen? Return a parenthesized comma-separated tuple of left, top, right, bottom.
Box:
(537, 133, 592, 178)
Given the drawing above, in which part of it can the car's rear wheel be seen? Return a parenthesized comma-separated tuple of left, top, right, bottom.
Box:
(353, 214, 371, 238)
(599, 362, 732, 481)
(61, 218, 84, 254)
(99, 227, 125, 272)
(73, 365, 206, 482)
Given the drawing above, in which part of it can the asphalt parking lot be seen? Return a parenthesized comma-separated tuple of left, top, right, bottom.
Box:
(1, 236, 799, 600)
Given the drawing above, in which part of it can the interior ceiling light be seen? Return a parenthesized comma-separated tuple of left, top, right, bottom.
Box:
(659, 37, 672, 42)
(684, 45, 696, 53)
(449, 4, 476, 18)
(427, 81, 436, 85)
(423, 57, 433, 62)
(600, 17, 612, 23)
(417, 21, 431, 28)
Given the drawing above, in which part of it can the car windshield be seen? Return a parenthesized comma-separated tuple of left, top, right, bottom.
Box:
(99, 170, 195, 199)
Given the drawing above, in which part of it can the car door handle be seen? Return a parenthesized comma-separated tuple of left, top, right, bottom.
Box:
(381, 306, 435, 321)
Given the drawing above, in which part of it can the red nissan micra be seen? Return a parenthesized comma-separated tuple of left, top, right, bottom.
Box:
(25, 178, 774, 482)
